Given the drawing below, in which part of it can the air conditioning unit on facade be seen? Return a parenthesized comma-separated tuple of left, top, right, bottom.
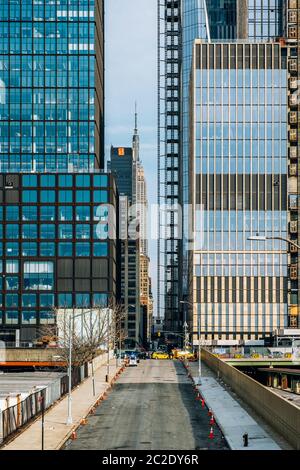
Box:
(290, 220, 298, 233)
(288, 26, 298, 39)
(289, 59, 298, 73)
(289, 163, 298, 175)
(288, 10, 298, 23)
(290, 264, 298, 280)
(289, 94, 298, 107)
(289, 146, 297, 160)
(290, 243, 298, 253)
(289, 129, 298, 141)
(289, 78, 298, 90)
(289, 111, 298, 124)
(289, 1, 297, 10)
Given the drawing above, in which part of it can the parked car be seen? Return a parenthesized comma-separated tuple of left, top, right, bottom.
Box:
(129, 355, 138, 367)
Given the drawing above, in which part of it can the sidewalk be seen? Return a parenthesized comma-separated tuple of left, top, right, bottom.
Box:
(187, 362, 281, 450)
(2, 359, 123, 451)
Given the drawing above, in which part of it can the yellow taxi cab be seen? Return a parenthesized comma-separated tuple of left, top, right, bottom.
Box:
(151, 350, 169, 360)
(175, 349, 195, 360)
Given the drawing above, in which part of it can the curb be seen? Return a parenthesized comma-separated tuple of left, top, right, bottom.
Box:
(55, 364, 126, 450)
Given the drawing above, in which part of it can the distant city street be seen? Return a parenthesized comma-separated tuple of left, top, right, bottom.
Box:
(66, 360, 228, 451)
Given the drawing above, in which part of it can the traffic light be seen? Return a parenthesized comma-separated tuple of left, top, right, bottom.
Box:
(157, 331, 161, 337)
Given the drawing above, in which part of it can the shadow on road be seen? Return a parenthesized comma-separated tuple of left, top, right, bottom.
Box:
(173, 361, 229, 450)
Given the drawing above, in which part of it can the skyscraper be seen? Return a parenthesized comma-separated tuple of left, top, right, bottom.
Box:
(0, 1, 118, 344)
(158, 0, 299, 341)
(0, 0, 104, 171)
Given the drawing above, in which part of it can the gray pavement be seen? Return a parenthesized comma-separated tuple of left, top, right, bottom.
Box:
(66, 360, 229, 451)
(188, 362, 285, 450)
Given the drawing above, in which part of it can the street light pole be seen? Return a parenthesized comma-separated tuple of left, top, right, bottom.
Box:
(180, 300, 201, 383)
(67, 314, 72, 425)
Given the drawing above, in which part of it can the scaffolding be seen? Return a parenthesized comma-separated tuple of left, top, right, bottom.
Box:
(157, 1, 181, 329)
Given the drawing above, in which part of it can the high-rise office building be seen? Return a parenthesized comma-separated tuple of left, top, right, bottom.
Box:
(0, 172, 118, 342)
(110, 110, 152, 346)
(109, 146, 141, 345)
(0, 0, 104, 171)
(158, 0, 300, 341)
(0, 1, 118, 344)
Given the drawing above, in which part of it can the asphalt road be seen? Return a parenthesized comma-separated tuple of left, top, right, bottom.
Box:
(66, 360, 229, 450)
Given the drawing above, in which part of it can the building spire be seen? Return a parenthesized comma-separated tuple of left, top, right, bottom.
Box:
(132, 101, 140, 161)
(134, 101, 138, 134)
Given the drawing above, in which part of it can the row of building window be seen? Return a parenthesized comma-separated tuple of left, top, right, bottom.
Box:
(0, 292, 108, 311)
(20, 190, 108, 203)
(0, 224, 108, 240)
(0, 241, 108, 258)
(0, 205, 109, 221)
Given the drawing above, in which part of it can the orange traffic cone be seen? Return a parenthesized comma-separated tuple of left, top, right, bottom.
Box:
(71, 431, 77, 440)
(201, 398, 205, 408)
(209, 427, 214, 439)
(210, 415, 215, 425)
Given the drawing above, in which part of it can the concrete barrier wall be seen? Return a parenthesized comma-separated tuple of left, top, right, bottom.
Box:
(202, 348, 300, 450)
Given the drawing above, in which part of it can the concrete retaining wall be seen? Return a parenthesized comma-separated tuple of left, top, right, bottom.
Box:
(202, 348, 300, 450)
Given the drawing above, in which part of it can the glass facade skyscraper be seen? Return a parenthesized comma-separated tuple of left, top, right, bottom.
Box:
(0, 0, 104, 172)
(191, 41, 288, 340)
(159, 1, 299, 341)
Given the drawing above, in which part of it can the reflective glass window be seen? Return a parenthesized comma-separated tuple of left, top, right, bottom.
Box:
(76, 175, 90, 187)
(6, 311, 18, 325)
(76, 242, 90, 257)
(58, 242, 73, 256)
(22, 311, 37, 324)
(59, 190, 73, 203)
(22, 224, 37, 239)
(93, 293, 108, 307)
(40, 242, 55, 257)
(40, 206, 55, 221)
(76, 293, 90, 307)
(59, 175, 73, 187)
(40, 294, 54, 308)
(76, 190, 90, 203)
(40, 311, 55, 324)
(22, 242, 37, 256)
(23, 175, 37, 187)
(41, 190, 55, 203)
(6, 260, 19, 273)
(5, 276, 19, 290)
(6, 242, 19, 257)
(76, 206, 90, 221)
(6, 294, 18, 307)
(59, 206, 73, 221)
(23, 261, 54, 291)
(22, 294, 37, 307)
(76, 224, 90, 239)
(93, 190, 108, 203)
(93, 242, 108, 257)
(40, 224, 55, 239)
(22, 206, 37, 221)
(58, 293, 72, 308)
(41, 175, 55, 187)
(6, 206, 19, 221)
(94, 175, 108, 187)
(58, 224, 73, 239)
(23, 190, 37, 203)
(6, 224, 19, 239)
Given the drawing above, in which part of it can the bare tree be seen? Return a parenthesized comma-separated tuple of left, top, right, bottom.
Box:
(38, 300, 127, 367)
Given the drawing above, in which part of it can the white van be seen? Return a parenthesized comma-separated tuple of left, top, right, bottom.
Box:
(129, 355, 138, 367)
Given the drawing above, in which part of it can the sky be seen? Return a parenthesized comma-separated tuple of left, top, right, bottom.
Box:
(105, 0, 158, 314)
